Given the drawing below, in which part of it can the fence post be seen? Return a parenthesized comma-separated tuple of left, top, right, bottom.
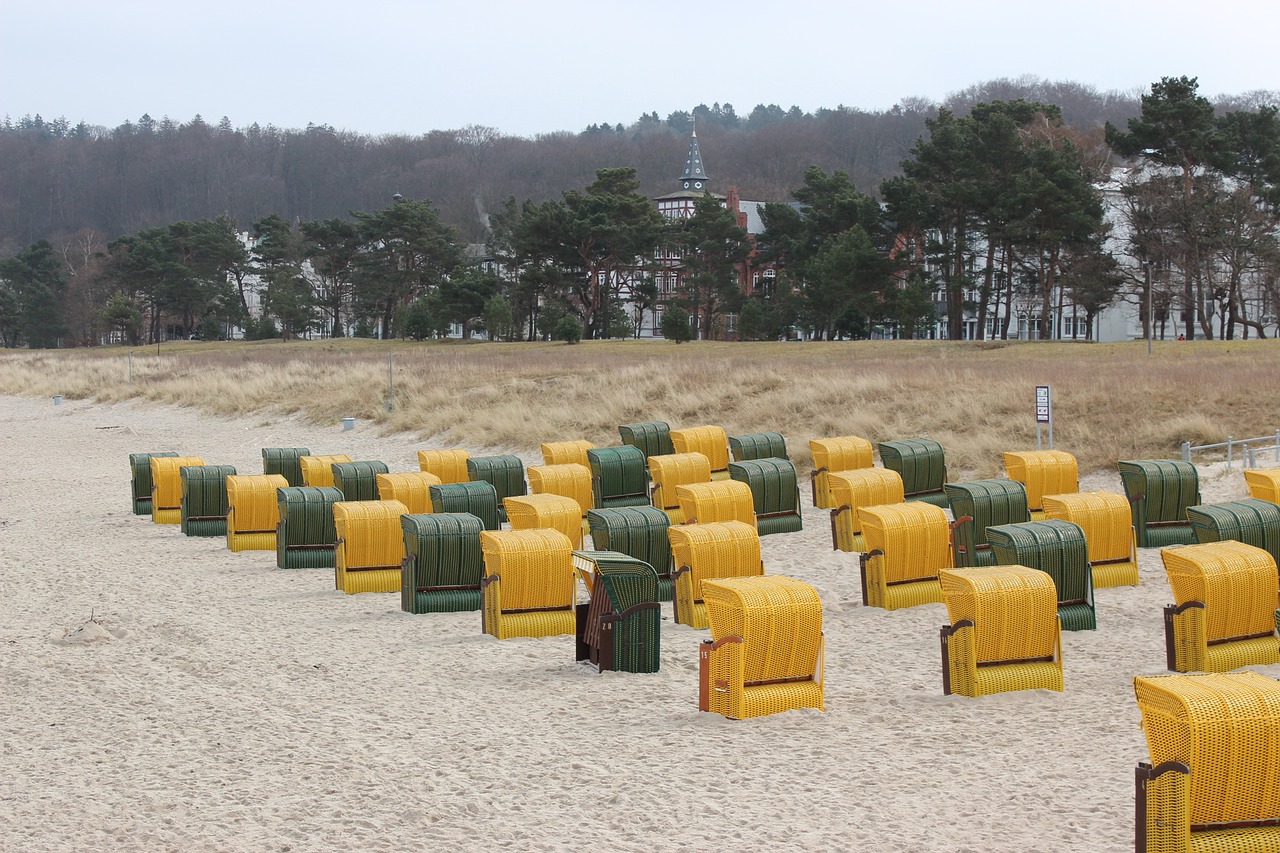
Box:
(1181, 441, 1191, 463)
(1242, 443, 1250, 469)
(1227, 437, 1234, 468)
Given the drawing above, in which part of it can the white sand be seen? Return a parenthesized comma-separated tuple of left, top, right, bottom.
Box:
(0, 394, 1269, 852)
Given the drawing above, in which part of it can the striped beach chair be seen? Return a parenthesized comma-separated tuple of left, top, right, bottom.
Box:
(225, 473, 289, 551)
(400, 512, 484, 613)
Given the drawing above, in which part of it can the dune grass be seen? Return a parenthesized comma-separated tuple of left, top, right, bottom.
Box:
(3, 336, 1276, 476)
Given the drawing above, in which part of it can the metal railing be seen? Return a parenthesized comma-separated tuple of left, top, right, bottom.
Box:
(1181, 431, 1280, 468)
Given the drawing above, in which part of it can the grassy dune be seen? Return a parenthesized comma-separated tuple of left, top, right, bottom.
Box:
(2, 337, 1275, 476)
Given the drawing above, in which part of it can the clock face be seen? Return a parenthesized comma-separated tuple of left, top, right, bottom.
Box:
(694, 181, 703, 189)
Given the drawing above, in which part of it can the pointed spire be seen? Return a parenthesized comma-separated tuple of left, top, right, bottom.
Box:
(678, 121, 709, 191)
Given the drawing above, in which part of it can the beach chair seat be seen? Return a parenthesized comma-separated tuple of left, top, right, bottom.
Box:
(676, 480, 756, 529)
(276, 486, 343, 568)
(400, 512, 484, 613)
(586, 506, 673, 602)
(828, 467, 903, 552)
(480, 528, 576, 639)
(130, 451, 177, 515)
(671, 425, 732, 480)
(648, 452, 712, 524)
(150, 456, 205, 525)
(540, 440, 595, 467)
(225, 473, 289, 552)
(808, 435, 874, 509)
(668, 520, 763, 629)
(505, 494, 583, 548)
(333, 500, 408, 594)
(619, 420, 674, 463)
(1042, 491, 1139, 588)
(699, 575, 825, 719)
(528, 462, 593, 517)
(587, 445, 650, 509)
(939, 565, 1064, 697)
(879, 438, 949, 508)
(1187, 498, 1280, 566)
(1003, 450, 1079, 518)
(467, 455, 526, 523)
(1244, 468, 1280, 503)
(728, 431, 787, 462)
(857, 502, 950, 611)
(574, 550, 661, 673)
(987, 520, 1096, 631)
(375, 471, 443, 515)
(945, 479, 1032, 568)
(298, 454, 353, 488)
(417, 448, 471, 484)
(1133, 671, 1280, 853)
(180, 464, 237, 537)
(429, 481, 501, 531)
(1160, 541, 1280, 673)
(730, 458, 803, 536)
(1120, 460, 1200, 548)
(261, 447, 310, 487)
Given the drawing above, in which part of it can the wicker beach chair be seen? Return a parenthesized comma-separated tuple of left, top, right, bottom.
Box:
(1042, 491, 1140, 588)
(939, 565, 1064, 697)
(150, 456, 205, 525)
(574, 550, 661, 674)
(180, 464, 236, 537)
(467, 455, 526, 523)
(1187, 498, 1280, 566)
(505, 493, 584, 548)
(375, 471, 443, 515)
(671, 425, 732, 480)
(331, 460, 390, 502)
(276, 486, 343, 569)
(261, 447, 310, 487)
(586, 445, 651, 510)
(730, 458, 803, 536)
(540, 440, 595, 467)
(586, 506, 674, 602)
(400, 512, 484, 613)
(808, 435, 874, 509)
(225, 473, 289, 552)
(648, 452, 712, 524)
(828, 467, 904, 552)
(298, 454, 352, 488)
(945, 479, 1032, 568)
(728, 432, 788, 463)
(1133, 671, 1280, 853)
(857, 502, 951, 611)
(479, 528, 576, 639)
(1160, 541, 1280, 673)
(1119, 460, 1200, 548)
(618, 420, 674, 463)
(879, 438, 949, 508)
(699, 575, 825, 720)
(1003, 450, 1079, 518)
(987, 520, 1096, 631)
(668, 520, 763, 629)
(333, 500, 408, 594)
(130, 451, 177, 515)
(676, 480, 757, 529)
(417, 448, 471, 484)
(429, 481, 501, 531)
(1244, 468, 1280, 503)
(527, 463, 593, 517)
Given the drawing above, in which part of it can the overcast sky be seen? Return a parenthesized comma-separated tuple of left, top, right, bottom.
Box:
(4, 0, 1275, 137)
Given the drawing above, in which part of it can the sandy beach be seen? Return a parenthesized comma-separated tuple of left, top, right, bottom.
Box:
(0, 393, 1267, 852)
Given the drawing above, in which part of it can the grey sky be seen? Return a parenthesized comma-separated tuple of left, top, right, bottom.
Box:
(3, 0, 1274, 137)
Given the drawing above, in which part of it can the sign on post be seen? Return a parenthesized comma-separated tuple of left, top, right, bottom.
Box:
(1035, 385, 1053, 449)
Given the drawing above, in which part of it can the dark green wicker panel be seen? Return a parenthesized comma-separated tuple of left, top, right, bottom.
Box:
(586, 506, 673, 601)
(729, 458, 802, 535)
(331, 460, 390, 502)
(130, 451, 178, 515)
(466, 455, 525, 523)
(1188, 498, 1280, 565)
(618, 421, 674, 460)
(180, 465, 236, 537)
(400, 512, 484, 614)
(429, 481, 501, 530)
(261, 447, 311, 487)
(276, 486, 343, 568)
(728, 432, 788, 462)
(575, 550, 661, 674)
(988, 519, 1096, 631)
(587, 445, 650, 509)
(945, 478, 1030, 566)
(1118, 460, 1200, 548)
(879, 438, 947, 501)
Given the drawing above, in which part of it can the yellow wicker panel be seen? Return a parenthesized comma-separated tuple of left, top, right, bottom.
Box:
(505, 494, 583, 548)
(225, 473, 288, 551)
(333, 500, 408, 594)
(1161, 542, 1280, 643)
(416, 448, 471, 484)
(668, 520, 763, 629)
(649, 452, 712, 514)
(809, 435, 875, 509)
(298, 454, 352, 488)
(375, 471, 442, 515)
(1043, 490, 1139, 587)
(479, 528, 576, 639)
(675, 480, 756, 528)
(150, 456, 205, 524)
(1245, 469, 1280, 503)
(670, 426, 731, 476)
(1003, 450, 1079, 512)
(829, 468, 905, 551)
(940, 565, 1060, 663)
(859, 501, 951, 583)
(528, 463, 593, 516)
(540, 440, 595, 467)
